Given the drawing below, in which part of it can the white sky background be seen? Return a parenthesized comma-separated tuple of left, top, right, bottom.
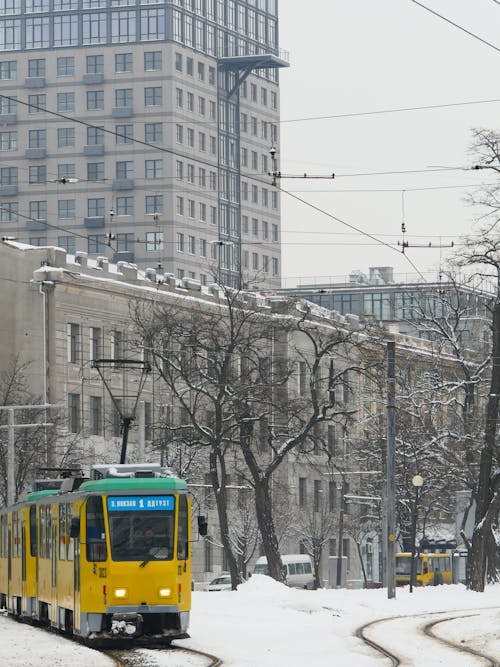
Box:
(1, 578, 499, 666)
(277, 0, 500, 287)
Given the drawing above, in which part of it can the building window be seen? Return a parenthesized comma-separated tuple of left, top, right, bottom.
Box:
(86, 126, 104, 145)
(115, 124, 133, 144)
(89, 396, 102, 435)
(144, 122, 162, 143)
(58, 163, 75, 181)
(57, 56, 74, 76)
(67, 322, 80, 363)
(116, 196, 134, 216)
(57, 92, 75, 112)
(87, 90, 104, 110)
(29, 200, 46, 221)
(329, 481, 336, 512)
(90, 326, 102, 360)
(145, 51, 161, 71)
(88, 198, 104, 217)
(88, 235, 106, 254)
(112, 330, 123, 359)
(0, 131, 16, 150)
(87, 162, 105, 181)
(146, 231, 163, 251)
(299, 477, 307, 507)
(314, 480, 322, 512)
(68, 393, 80, 433)
(144, 86, 162, 106)
(176, 232, 184, 252)
(116, 160, 133, 180)
(28, 58, 45, 77)
(176, 88, 183, 108)
(28, 128, 46, 148)
(28, 164, 46, 184)
(116, 232, 134, 251)
(145, 159, 162, 179)
(115, 88, 132, 108)
(145, 194, 163, 215)
(0, 167, 17, 185)
(58, 236, 76, 254)
(299, 361, 307, 396)
(0, 202, 18, 222)
(115, 52, 132, 73)
(58, 199, 75, 219)
(57, 127, 75, 148)
(86, 54, 104, 74)
(28, 95, 47, 113)
(0, 61, 16, 80)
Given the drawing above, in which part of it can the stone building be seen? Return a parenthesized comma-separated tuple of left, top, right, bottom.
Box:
(0, 240, 474, 586)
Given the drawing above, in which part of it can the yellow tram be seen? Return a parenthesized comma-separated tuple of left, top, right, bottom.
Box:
(0, 463, 204, 643)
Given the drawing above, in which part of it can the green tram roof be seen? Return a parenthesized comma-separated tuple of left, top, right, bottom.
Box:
(79, 477, 187, 493)
(24, 489, 61, 502)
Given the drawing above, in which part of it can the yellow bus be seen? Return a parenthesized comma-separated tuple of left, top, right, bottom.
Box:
(395, 552, 453, 587)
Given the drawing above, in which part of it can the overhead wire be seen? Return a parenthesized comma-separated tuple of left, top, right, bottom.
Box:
(281, 97, 500, 124)
(408, 0, 500, 54)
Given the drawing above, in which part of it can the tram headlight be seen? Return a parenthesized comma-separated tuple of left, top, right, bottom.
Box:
(113, 588, 128, 599)
(159, 588, 171, 598)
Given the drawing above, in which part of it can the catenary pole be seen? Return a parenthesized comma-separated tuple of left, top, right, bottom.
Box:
(386, 342, 396, 599)
(0, 403, 63, 505)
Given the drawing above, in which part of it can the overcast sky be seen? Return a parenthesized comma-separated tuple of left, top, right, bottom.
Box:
(277, 0, 500, 287)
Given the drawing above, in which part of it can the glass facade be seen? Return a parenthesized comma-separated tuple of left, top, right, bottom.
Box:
(0, 0, 278, 66)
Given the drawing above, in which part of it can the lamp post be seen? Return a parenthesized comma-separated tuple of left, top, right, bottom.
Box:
(409, 474, 424, 593)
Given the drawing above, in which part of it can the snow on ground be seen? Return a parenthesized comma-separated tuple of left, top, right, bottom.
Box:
(0, 577, 499, 666)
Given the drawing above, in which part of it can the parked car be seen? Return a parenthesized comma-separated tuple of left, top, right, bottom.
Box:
(207, 574, 232, 591)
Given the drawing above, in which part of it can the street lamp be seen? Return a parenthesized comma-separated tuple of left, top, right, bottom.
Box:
(409, 474, 424, 593)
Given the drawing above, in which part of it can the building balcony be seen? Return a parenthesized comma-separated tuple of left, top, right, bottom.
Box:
(82, 73, 104, 85)
(0, 113, 17, 124)
(25, 148, 46, 159)
(112, 179, 134, 191)
(24, 77, 46, 88)
(84, 144, 104, 156)
(84, 216, 105, 228)
(0, 185, 17, 196)
(26, 220, 46, 231)
(112, 106, 133, 118)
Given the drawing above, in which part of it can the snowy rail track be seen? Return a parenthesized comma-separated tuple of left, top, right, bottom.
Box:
(103, 645, 222, 667)
(358, 608, 500, 666)
(356, 608, 500, 667)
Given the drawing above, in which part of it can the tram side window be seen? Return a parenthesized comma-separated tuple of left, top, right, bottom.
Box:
(39, 506, 52, 559)
(30, 505, 37, 557)
(177, 494, 188, 560)
(12, 512, 20, 558)
(86, 496, 107, 562)
(0, 514, 7, 557)
(59, 504, 74, 562)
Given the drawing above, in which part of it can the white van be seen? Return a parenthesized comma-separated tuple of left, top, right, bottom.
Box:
(253, 554, 315, 589)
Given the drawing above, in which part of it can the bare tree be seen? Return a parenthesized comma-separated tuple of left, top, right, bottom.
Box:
(132, 288, 366, 587)
(0, 357, 76, 504)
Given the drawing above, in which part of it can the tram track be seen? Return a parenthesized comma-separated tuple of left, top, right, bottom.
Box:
(103, 644, 222, 667)
(357, 607, 500, 666)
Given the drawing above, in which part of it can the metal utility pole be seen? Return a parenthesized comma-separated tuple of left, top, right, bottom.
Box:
(385, 342, 396, 599)
(0, 403, 63, 505)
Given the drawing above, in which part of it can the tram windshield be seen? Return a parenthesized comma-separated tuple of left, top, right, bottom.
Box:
(107, 495, 175, 562)
(395, 556, 422, 575)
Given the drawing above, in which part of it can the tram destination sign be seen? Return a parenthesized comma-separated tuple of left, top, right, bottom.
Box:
(107, 495, 174, 512)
